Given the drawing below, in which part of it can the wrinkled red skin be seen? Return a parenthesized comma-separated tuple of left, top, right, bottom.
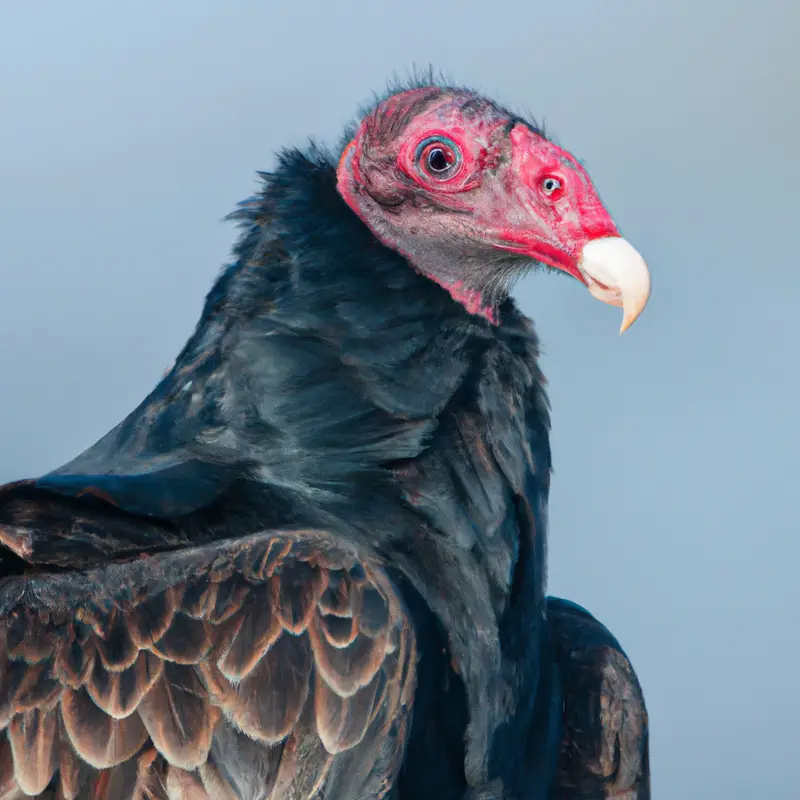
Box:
(337, 88, 621, 323)
(499, 126, 621, 276)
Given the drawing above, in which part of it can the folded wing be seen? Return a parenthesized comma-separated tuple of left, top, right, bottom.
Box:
(0, 526, 416, 799)
(547, 597, 650, 799)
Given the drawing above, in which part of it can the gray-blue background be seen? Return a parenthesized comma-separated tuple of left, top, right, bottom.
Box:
(1, 2, 797, 795)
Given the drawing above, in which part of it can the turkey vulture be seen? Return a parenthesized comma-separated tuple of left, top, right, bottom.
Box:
(0, 82, 650, 798)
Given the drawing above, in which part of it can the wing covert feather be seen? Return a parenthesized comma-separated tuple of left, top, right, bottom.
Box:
(0, 529, 416, 799)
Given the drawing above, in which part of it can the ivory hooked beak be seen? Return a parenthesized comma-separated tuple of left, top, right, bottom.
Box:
(578, 237, 652, 333)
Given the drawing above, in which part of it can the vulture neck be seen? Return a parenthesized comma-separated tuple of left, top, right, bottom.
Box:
(212, 148, 556, 789)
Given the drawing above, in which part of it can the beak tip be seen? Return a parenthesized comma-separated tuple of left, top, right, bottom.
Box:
(619, 299, 648, 334)
(578, 236, 651, 334)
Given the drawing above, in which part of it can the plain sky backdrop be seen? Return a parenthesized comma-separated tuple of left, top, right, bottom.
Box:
(1, 1, 797, 796)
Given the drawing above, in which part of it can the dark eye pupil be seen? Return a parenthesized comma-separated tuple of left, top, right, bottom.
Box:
(543, 178, 561, 193)
(428, 148, 450, 172)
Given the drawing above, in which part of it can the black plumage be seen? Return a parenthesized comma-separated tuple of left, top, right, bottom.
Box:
(0, 82, 649, 798)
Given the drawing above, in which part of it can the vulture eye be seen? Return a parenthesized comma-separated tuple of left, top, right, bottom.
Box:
(541, 176, 563, 196)
(416, 136, 462, 180)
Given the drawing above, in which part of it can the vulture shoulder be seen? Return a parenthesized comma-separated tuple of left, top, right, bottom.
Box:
(0, 485, 415, 799)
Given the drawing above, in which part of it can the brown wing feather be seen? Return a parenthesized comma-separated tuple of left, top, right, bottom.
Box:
(137, 663, 219, 770)
(9, 709, 58, 795)
(0, 529, 416, 799)
(61, 687, 149, 768)
(215, 593, 283, 681)
(227, 630, 313, 744)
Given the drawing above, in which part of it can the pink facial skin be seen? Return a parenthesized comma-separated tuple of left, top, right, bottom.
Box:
(337, 87, 621, 324)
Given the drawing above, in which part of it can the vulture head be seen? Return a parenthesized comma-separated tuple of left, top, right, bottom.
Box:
(337, 86, 651, 331)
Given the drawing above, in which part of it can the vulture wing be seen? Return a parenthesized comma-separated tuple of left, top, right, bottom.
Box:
(547, 597, 650, 799)
(0, 500, 415, 798)
(17, 341, 243, 522)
